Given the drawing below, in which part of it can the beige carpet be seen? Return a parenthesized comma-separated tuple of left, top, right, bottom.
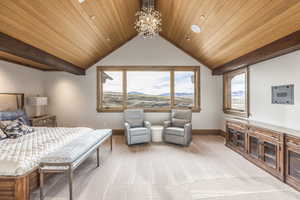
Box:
(31, 135, 300, 200)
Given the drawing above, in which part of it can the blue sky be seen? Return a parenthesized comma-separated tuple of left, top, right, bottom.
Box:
(104, 71, 194, 95)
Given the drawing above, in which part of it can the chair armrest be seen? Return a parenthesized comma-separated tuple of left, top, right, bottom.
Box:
(144, 121, 151, 129)
(184, 123, 192, 138)
(184, 123, 192, 144)
(163, 121, 171, 129)
(184, 123, 192, 129)
(184, 123, 192, 135)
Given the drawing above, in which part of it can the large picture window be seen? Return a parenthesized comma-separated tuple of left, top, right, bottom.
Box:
(223, 67, 249, 117)
(127, 71, 171, 109)
(97, 66, 200, 112)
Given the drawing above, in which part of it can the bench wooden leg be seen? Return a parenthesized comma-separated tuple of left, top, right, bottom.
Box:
(68, 167, 73, 200)
(96, 148, 100, 167)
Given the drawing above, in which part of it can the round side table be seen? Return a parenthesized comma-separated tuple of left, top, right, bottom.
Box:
(151, 125, 164, 143)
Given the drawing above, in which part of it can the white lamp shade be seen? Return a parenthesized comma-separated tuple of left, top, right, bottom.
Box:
(28, 97, 48, 106)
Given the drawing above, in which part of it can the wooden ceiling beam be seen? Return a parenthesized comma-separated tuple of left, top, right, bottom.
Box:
(0, 32, 85, 75)
(0, 57, 46, 72)
(212, 30, 300, 75)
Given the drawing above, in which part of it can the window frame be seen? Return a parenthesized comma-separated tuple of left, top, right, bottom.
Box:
(223, 67, 249, 117)
(97, 66, 201, 112)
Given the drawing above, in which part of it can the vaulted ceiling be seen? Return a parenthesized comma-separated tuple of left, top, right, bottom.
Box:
(0, 0, 140, 70)
(159, 0, 300, 69)
(0, 0, 300, 74)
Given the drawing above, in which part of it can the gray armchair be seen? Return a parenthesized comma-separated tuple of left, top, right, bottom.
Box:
(163, 109, 192, 146)
(124, 109, 151, 145)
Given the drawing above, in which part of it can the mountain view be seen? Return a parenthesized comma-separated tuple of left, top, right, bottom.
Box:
(103, 91, 194, 109)
(128, 91, 193, 97)
(102, 71, 195, 109)
(231, 90, 245, 110)
(231, 90, 244, 97)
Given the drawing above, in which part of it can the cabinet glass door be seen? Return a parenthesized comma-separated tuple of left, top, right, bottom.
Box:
(288, 151, 300, 180)
(236, 131, 245, 151)
(263, 142, 277, 168)
(249, 136, 259, 159)
(228, 128, 237, 146)
(227, 128, 245, 151)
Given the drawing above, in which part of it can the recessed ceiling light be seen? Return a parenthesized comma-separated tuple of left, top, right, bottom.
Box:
(191, 24, 202, 33)
(185, 34, 191, 41)
(79, 0, 85, 3)
(200, 15, 206, 20)
(106, 38, 111, 42)
(90, 15, 96, 20)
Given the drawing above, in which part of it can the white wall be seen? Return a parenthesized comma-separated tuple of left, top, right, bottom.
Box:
(3, 36, 299, 131)
(45, 36, 223, 129)
(4, 37, 299, 131)
(249, 50, 300, 130)
(222, 50, 300, 131)
(0, 60, 45, 116)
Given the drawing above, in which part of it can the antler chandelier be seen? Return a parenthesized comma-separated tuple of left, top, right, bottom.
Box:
(134, 0, 162, 38)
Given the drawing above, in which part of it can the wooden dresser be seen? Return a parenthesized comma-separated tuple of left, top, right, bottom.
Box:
(285, 135, 300, 190)
(225, 118, 300, 190)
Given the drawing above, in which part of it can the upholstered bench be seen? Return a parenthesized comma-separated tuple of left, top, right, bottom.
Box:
(39, 129, 112, 200)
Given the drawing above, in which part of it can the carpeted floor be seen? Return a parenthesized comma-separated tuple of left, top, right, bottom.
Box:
(32, 135, 300, 200)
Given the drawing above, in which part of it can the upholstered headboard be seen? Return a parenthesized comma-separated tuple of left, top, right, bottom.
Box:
(0, 93, 24, 111)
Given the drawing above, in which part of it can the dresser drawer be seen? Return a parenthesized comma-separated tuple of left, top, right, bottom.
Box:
(227, 121, 247, 132)
(286, 135, 300, 149)
(249, 127, 281, 141)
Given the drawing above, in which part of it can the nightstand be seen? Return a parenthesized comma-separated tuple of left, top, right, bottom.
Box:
(29, 115, 57, 127)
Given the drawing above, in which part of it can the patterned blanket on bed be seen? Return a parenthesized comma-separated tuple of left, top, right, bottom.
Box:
(0, 127, 93, 176)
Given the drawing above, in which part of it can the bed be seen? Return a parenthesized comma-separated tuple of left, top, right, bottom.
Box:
(0, 93, 109, 200)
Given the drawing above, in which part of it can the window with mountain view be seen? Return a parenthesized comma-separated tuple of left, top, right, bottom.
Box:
(127, 71, 171, 109)
(97, 67, 200, 112)
(223, 67, 249, 117)
(174, 71, 195, 108)
(230, 73, 246, 110)
(102, 71, 123, 109)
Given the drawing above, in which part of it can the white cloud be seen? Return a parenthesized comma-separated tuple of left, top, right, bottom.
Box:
(127, 71, 170, 95)
(231, 73, 246, 92)
(103, 71, 122, 92)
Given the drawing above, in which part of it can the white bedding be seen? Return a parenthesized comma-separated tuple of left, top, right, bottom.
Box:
(0, 127, 94, 176)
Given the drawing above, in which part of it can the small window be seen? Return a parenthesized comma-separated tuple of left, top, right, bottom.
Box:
(223, 67, 249, 117)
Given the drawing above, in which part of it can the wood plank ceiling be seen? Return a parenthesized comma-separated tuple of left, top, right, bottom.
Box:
(0, 0, 140, 70)
(0, 0, 300, 73)
(158, 0, 300, 69)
